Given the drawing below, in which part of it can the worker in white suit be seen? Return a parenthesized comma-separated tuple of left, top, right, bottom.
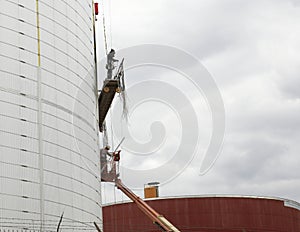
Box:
(100, 145, 112, 180)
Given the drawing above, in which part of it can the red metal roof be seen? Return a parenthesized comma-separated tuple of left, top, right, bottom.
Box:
(103, 196, 300, 232)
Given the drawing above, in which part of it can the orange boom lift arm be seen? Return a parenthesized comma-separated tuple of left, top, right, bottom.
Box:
(115, 179, 180, 232)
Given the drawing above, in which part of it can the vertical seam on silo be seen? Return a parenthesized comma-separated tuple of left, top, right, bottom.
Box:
(36, 0, 44, 231)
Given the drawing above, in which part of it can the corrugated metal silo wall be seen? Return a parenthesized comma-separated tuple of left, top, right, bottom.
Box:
(0, 0, 101, 231)
(103, 197, 300, 232)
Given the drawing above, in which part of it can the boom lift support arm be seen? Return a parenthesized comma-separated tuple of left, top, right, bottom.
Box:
(115, 179, 180, 232)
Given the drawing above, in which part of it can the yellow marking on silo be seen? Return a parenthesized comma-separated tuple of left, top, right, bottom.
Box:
(36, 0, 41, 66)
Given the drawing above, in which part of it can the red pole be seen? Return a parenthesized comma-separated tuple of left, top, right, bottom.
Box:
(95, 3, 99, 15)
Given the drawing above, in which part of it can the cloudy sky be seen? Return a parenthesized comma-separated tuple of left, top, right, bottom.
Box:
(96, 0, 300, 204)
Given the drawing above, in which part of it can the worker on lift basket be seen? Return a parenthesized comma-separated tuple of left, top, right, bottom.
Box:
(100, 145, 121, 182)
(106, 49, 119, 79)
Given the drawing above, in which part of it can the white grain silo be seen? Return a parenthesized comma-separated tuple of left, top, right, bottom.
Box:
(0, 0, 101, 230)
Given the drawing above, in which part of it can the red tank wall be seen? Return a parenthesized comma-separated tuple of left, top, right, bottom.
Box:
(103, 197, 300, 232)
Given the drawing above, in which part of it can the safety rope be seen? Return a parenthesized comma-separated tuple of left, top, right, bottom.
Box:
(109, 0, 113, 48)
(101, 0, 109, 55)
(109, 107, 114, 150)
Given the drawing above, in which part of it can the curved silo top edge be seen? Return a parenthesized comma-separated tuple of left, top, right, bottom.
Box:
(103, 194, 300, 210)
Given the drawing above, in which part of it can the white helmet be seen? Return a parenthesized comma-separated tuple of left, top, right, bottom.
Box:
(105, 145, 111, 150)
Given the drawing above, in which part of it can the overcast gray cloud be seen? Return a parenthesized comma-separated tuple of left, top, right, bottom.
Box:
(97, 0, 300, 204)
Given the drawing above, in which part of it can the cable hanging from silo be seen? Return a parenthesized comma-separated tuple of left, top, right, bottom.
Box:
(108, 0, 113, 48)
(109, 107, 114, 150)
(101, 0, 109, 55)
